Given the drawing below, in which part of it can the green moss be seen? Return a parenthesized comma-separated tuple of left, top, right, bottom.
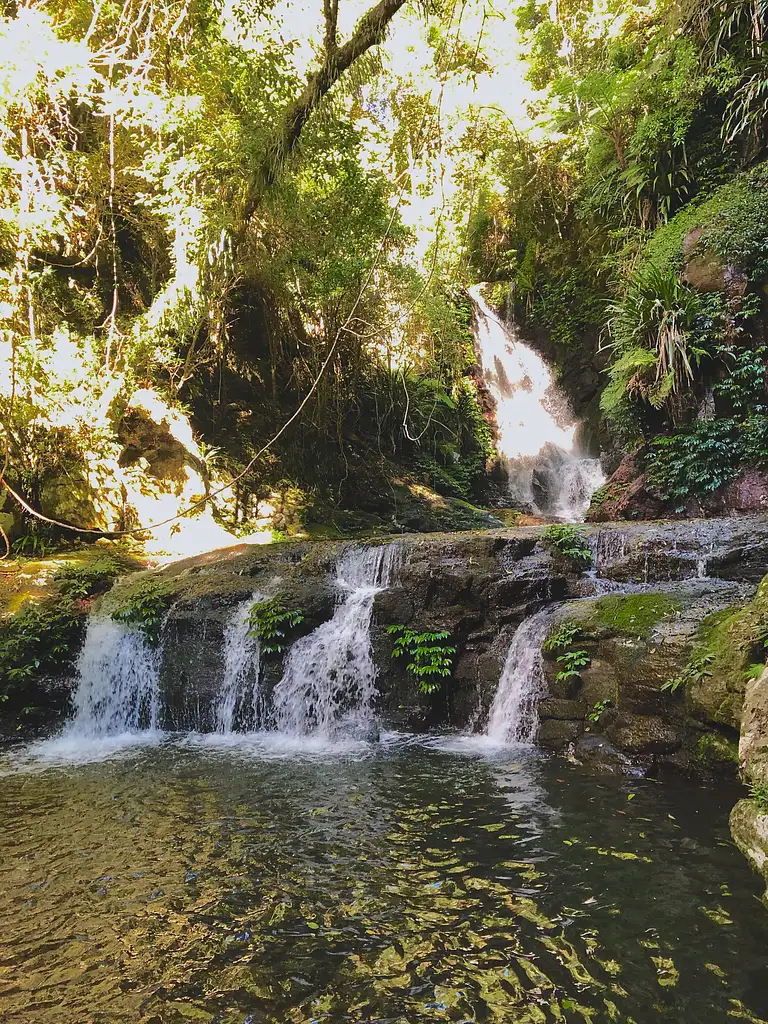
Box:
(696, 732, 739, 766)
(641, 163, 768, 279)
(592, 593, 682, 636)
(692, 586, 768, 691)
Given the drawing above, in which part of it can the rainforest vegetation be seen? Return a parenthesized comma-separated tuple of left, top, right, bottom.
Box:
(1, 0, 768, 552)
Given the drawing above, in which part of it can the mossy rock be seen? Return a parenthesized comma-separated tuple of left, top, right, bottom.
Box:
(642, 163, 768, 283)
(730, 798, 768, 901)
(689, 575, 768, 728)
(556, 592, 682, 641)
(696, 732, 739, 766)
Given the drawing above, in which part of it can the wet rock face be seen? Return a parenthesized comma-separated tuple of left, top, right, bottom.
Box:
(588, 452, 768, 523)
(535, 583, 748, 763)
(135, 518, 768, 751)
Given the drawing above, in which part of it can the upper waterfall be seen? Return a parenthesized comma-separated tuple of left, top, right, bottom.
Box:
(469, 285, 603, 520)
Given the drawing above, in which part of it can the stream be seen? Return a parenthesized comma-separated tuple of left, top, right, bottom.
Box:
(2, 736, 768, 1023)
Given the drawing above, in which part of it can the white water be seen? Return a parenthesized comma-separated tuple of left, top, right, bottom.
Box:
(65, 617, 162, 739)
(272, 544, 401, 738)
(485, 609, 554, 744)
(215, 594, 264, 733)
(469, 285, 603, 520)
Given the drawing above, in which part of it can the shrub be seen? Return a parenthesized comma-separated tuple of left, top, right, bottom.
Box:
(646, 415, 768, 504)
(55, 559, 122, 600)
(645, 419, 744, 503)
(606, 264, 701, 403)
(0, 603, 82, 695)
(387, 625, 456, 694)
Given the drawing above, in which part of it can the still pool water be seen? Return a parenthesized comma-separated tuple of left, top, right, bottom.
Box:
(1, 733, 768, 1023)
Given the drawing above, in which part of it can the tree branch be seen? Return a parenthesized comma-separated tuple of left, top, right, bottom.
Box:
(242, 0, 408, 226)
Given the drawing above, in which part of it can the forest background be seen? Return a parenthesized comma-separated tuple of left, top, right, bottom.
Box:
(1, 0, 767, 554)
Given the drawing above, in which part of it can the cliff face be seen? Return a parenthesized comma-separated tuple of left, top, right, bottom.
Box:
(9, 515, 768, 895)
(97, 516, 768, 757)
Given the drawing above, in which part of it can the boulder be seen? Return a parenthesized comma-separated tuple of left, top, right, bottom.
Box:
(608, 713, 681, 755)
(730, 799, 768, 900)
(537, 718, 582, 749)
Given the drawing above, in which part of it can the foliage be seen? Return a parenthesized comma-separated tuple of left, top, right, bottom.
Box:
(248, 598, 304, 656)
(543, 621, 590, 684)
(555, 648, 591, 684)
(606, 265, 701, 406)
(111, 578, 171, 644)
(54, 559, 122, 600)
(542, 526, 593, 572)
(12, 535, 54, 559)
(387, 625, 456, 694)
(747, 778, 768, 812)
(587, 699, 612, 724)
(662, 654, 715, 695)
(0, 602, 82, 695)
(0, 0, 498, 539)
(543, 623, 581, 653)
(646, 416, 768, 504)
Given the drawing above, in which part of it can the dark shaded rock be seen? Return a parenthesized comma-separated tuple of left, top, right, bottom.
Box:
(538, 698, 585, 720)
(608, 713, 681, 755)
(586, 452, 666, 523)
(537, 718, 582, 749)
(573, 732, 633, 774)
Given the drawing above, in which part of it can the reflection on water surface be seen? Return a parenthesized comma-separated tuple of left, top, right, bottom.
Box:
(1, 735, 767, 1023)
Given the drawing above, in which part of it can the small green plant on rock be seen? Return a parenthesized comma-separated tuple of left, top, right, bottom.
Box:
(111, 579, 171, 644)
(543, 622, 591, 684)
(587, 699, 612, 724)
(248, 598, 304, 655)
(542, 525, 593, 572)
(662, 653, 714, 695)
(55, 559, 121, 600)
(555, 648, 590, 683)
(543, 623, 581, 653)
(387, 626, 456, 694)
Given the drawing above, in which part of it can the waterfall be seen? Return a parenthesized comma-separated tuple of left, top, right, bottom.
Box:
(215, 594, 264, 733)
(272, 544, 401, 738)
(485, 609, 554, 744)
(65, 617, 162, 738)
(469, 285, 603, 520)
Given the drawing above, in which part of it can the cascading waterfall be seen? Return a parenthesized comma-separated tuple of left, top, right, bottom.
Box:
(272, 544, 401, 738)
(65, 617, 162, 738)
(485, 608, 554, 744)
(215, 593, 264, 733)
(469, 285, 603, 520)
